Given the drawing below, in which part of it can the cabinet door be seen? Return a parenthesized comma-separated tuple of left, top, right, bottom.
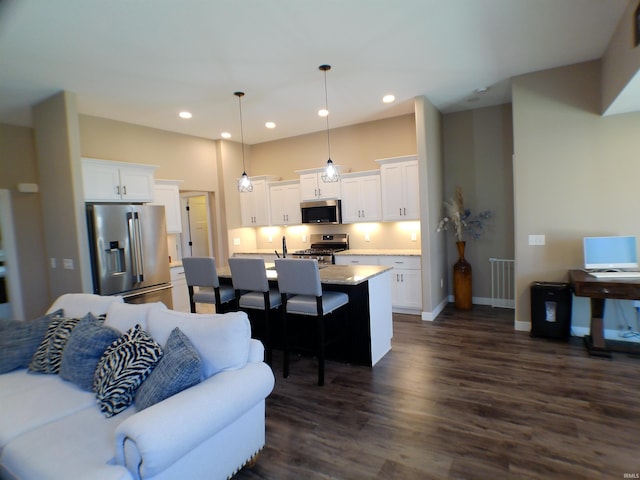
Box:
(119, 165, 155, 202)
(170, 267, 190, 312)
(299, 173, 320, 201)
(340, 177, 362, 223)
(317, 175, 340, 200)
(153, 183, 182, 233)
(270, 185, 288, 225)
(380, 163, 405, 221)
(240, 179, 270, 226)
(83, 161, 122, 201)
(393, 268, 422, 309)
(284, 183, 301, 224)
(360, 174, 382, 221)
(402, 161, 420, 220)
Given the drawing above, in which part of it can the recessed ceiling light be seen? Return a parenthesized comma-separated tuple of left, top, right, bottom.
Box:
(179, 111, 192, 119)
(221, 132, 231, 139)
(318, 108, 329, 117)
(382, 94, 395, 103)
(265, 121, 276, 129)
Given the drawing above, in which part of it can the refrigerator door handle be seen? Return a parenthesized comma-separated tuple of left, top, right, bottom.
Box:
(133, 212, 145, 282)
(127, 213, 143, 284)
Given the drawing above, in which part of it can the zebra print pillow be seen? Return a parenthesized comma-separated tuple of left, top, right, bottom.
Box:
(93, 324, 163, 417)
(28, 314, 86, 374)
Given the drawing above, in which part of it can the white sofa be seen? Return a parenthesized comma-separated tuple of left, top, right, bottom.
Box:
(0, 294, 275, 480)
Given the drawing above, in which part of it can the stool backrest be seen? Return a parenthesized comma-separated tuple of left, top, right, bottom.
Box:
(182, 256, 220, 288)
(274, 258, 322, 297)
(228, 257, 269, 293)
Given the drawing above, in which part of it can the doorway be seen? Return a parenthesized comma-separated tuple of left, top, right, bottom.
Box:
(0, 189, 24, 320)
(180, 193, 214, 258)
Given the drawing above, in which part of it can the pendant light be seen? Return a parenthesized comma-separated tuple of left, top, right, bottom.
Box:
(319, 64, 339, 183)
(235, 91, 253, 193)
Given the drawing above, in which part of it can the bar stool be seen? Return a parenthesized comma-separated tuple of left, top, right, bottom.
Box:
(274, 258, 349, 386)
(182, 256, 236, 314)
(228, 257, 281, 364)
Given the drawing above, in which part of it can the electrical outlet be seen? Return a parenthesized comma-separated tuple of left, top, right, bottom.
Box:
(440, 278, 444, 288)
(411, 232, 417, 241)
(268, 236, 273, 243)
(233, 238, 240, 246)
(302, 234, 307, 242)
(50, 258, 56, 269)
(364, 233, 371, 242)
(528, 234, 545, 246)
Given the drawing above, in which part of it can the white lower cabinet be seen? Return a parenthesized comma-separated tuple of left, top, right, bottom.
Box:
(378, 256, 422, 312)
(335, 254, 422, 313)
(170, 265, 190, 312)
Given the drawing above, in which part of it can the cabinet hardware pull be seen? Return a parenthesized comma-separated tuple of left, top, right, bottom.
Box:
(123, 186, 127, 195)
(116, 185, 120, 195)
(403, 207, 406, 215)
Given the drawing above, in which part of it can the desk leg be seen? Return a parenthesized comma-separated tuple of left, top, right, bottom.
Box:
(584, 297, 611, 357)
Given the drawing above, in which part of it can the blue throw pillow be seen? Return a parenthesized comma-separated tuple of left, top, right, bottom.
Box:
(59, 313, 121, 391)
(94, 325, 163, 417)
(135, 327, 202, 411)
(0, 309, 63, 374)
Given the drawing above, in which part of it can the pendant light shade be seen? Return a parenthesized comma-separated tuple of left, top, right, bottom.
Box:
(319, 64, 339, 183)
(235, 91, 253, 193)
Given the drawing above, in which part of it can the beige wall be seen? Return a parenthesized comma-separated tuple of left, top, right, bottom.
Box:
(250, 114, 416, 179)
(79, 115, 219, 192)
(602, 0, 640, 113)
(513, 60, 640, 331)
(441, 105, 515, 301)
(0, 123, 50, 319)
(33, 92, 91, 301)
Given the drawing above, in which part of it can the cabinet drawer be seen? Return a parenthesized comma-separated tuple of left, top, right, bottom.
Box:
(334, 255, 379, 265)
(170, 266, 186, 281)
(574, 282, 640, 299)
(379, 256, 421, 270)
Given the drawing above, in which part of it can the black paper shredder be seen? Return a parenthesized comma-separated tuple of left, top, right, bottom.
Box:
(530, 282, 572, 339)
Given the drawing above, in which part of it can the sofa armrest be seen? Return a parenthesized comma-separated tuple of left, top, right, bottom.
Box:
(248, 338, 265, 363)
(114, 361, 274, 479)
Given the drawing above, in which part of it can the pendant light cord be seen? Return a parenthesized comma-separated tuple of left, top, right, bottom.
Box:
(320, 65, 332, 160)
(235, 91, 247, 171)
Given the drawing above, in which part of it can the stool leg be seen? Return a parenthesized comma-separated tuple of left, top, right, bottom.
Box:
(281, 295, 289, 379)
(317, 314, 325, 386)
(188, 286, 196, 313)
(263, 292, 272, 365)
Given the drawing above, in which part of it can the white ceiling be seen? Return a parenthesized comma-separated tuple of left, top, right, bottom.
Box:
(0, 0, 632, 145)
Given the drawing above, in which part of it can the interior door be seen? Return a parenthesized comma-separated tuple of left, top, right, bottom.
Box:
(180, 194, 212, 258)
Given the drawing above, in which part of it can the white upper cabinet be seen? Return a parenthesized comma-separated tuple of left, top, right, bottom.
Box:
(298, 168, 341, 201)
(152, 180, 183, 234)
(376, 155, 419, 221)
(82, 158, 157, 203)
(270, 180, 301, 226)
(340, 171, 382, 223)
(239, 176, 278, 227)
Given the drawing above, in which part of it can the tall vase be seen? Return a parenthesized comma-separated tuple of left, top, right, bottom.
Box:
(453, 241, 472, 310)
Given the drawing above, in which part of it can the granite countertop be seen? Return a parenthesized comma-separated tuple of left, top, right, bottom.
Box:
(335, 249, 422, 256)
(217, 263, 392, 286)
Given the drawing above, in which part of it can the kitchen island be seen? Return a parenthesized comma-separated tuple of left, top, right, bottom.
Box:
(218, 263, 393, 366)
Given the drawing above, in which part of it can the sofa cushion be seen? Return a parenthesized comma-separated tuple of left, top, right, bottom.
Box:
(104, 301, 165, 334)
(147, 307, 251, 379)
(0, 309, 64, 374)
(0, 370, 96, 449)
(29, 314, 86, 374)
(59, 313, 122, 391)
(94, 325, 163, 417)
(0, 404, 135, 480)
(135, 327, 202, 411)
(46, 293, 123, 318)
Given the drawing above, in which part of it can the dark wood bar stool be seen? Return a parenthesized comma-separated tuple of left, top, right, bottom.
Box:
(274, 258, 349, 386)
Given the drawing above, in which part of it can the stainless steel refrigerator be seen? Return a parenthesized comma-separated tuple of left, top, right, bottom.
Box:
(86, 204, 172, 307)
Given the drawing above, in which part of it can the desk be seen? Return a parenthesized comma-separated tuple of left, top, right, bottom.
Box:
(568, 269, 640, 357)
(218, 263, 394, 366)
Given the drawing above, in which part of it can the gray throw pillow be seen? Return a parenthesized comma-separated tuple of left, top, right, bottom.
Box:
(59, 313, 121, 391)
(0, 309, 64, 374)
(135, 327, 202, 411)
(93, 325, 163, 417)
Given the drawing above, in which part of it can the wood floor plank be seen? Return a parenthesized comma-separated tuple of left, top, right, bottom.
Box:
(235, 305, 640, 479)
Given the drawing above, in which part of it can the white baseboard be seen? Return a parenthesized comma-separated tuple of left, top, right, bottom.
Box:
(571, 326, 640, 344)
(421, 297, 448, 321)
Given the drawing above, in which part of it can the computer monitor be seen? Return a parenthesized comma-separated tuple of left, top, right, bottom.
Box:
(583, 235, 639, 270)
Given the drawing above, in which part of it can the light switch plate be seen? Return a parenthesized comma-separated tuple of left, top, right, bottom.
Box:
(233, 238, 241, 246)
(528, 234, 545, 246)
(63, 258, 74, 270)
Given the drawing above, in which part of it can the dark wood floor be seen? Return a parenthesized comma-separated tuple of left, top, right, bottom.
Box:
(235, 305, 640, 480)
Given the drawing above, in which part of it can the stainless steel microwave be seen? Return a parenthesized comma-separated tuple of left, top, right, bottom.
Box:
(300, 199, 342, 224)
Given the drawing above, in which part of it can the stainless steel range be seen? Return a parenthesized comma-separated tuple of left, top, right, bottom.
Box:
(292, 233, 349, 264)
